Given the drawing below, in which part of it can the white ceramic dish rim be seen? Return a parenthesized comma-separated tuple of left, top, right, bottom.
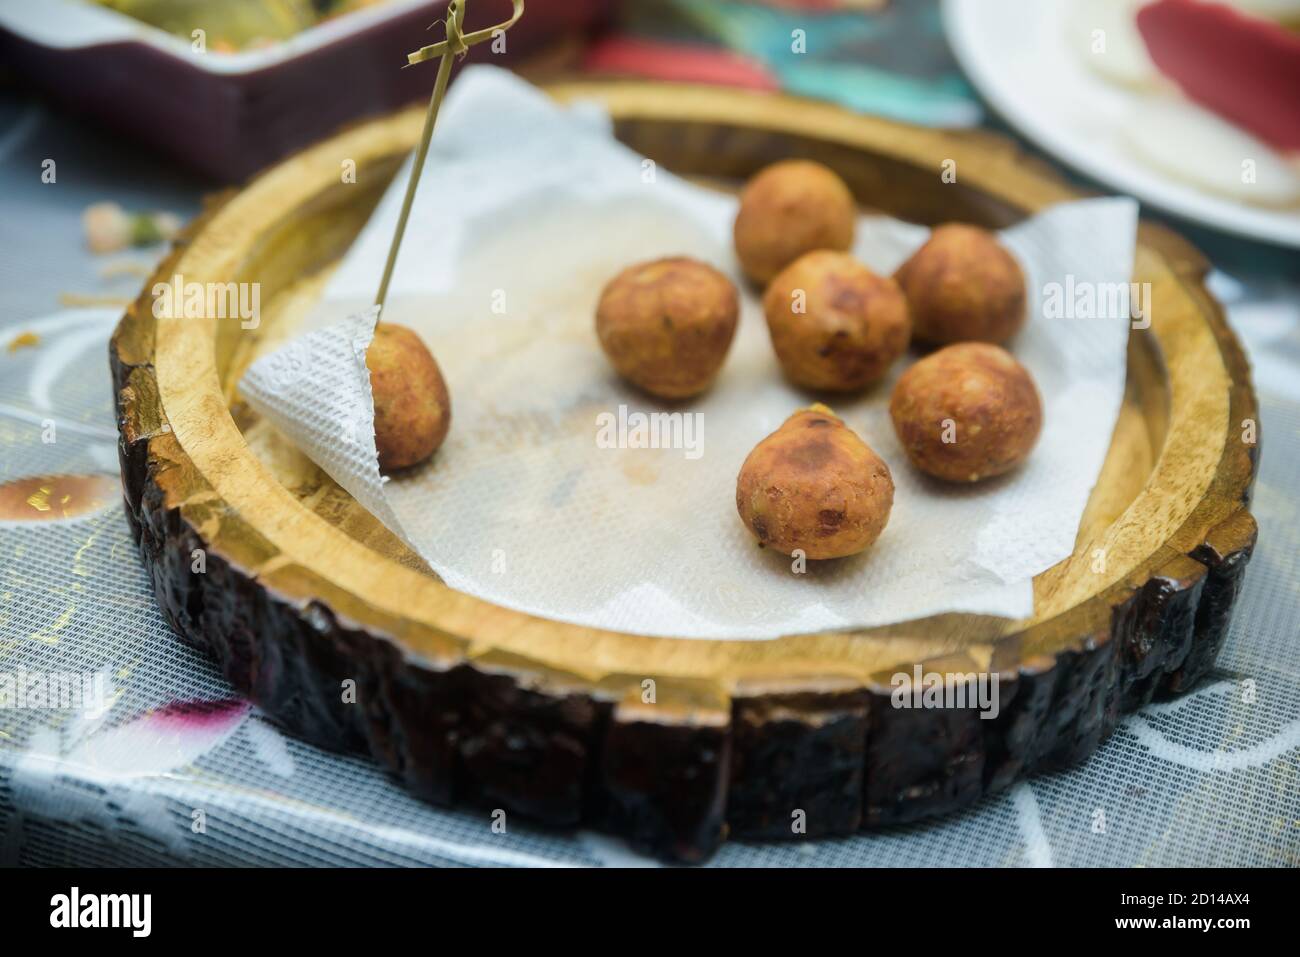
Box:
(0, 0, 434, 75)
(942, 0, 1300, 249)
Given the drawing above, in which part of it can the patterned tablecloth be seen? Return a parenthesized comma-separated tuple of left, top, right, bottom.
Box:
(1, 7, 1298, 866)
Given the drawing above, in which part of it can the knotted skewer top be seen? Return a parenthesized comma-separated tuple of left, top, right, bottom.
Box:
(408, 0, 524, 65)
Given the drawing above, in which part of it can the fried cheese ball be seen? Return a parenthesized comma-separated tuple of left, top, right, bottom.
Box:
(733, 160, 856, 285)
(893, 223, 1027, 345)
(762, 250, 911, 392)
(366, 323, 451, 471)
(889, 342, 1042, 483)
(595, 256, 740, 399)
(736, 404, 894, 560)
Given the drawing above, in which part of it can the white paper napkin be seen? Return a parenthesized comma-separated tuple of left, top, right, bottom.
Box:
(240, 66, 1138, 640)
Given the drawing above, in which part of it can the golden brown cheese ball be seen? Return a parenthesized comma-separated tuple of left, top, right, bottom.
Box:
(763, 250, 911, 392)
(367, 323, 451, 471)
(893, 224, 1027, 345)
(736, 404, 894, 560)
(889, 342, 1042, 483)
(733, 160, 856, 285)
(595, 256, 739, 399)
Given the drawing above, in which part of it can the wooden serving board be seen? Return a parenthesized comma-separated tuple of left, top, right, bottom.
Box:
(110, 81, 1258, 862)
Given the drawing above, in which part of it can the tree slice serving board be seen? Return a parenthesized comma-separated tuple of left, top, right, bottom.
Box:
(110, 81, 1259, 862)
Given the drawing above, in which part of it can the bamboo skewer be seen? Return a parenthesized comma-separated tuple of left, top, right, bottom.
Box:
(374, 0, 525, 313)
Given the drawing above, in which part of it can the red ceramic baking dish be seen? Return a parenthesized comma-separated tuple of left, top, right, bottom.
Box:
(0, 0, 611, 182)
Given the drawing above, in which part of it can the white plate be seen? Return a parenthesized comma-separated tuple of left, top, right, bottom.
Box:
(943, 0, 1300, 248)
